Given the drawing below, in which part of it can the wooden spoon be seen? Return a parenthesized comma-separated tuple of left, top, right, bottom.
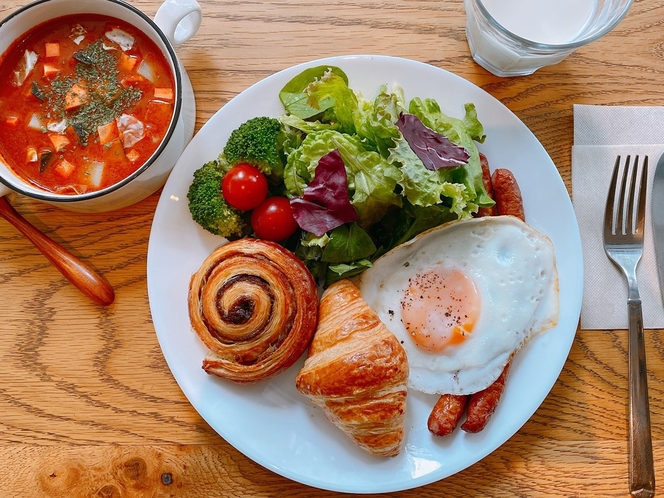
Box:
(0, 196, 115, 306)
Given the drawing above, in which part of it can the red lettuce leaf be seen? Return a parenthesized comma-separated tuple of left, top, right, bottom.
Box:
(290, 149, 358, 236)
(396, 113, 470, 170)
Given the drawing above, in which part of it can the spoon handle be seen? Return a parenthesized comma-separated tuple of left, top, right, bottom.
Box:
(0, 197, 115, 306)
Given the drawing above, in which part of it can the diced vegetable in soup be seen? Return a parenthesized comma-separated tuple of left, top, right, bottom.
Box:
(0, 15, 175, 194)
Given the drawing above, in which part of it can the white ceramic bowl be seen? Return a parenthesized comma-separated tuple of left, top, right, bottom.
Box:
(0, 0, 200, 212)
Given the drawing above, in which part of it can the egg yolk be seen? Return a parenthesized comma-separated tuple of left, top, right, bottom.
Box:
(400, 266, 481, 353)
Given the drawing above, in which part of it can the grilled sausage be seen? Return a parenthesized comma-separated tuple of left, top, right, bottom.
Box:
(427, 394, 468, 436)
(461, 362, 511, 433)
(491, 168, 525, 221)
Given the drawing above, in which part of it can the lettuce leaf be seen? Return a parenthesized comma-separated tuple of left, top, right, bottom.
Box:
(409, 98, 493, 208)
(279, 65, 349, 119)
(326, 259, 373, 285)
(322, 222, 376, 263)
(284, 129, 402, 228)
(306, 71, 358, 134)
(354, 83, 405, 156)
(395, 113, 470, 170)
(290, 150, 358, 236)
(279, 66, 357, 134)
(279, 114, 339, 135)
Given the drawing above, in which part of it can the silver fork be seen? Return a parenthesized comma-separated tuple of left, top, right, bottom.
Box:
(603, 155, 655, 498)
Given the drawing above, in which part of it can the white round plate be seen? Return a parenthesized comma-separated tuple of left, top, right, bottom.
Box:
(147, 55, 583, 493)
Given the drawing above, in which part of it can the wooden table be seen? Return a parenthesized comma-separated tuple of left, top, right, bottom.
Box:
(0, 0, 662, 496)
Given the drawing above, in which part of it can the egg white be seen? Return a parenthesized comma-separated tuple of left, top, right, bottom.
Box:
(356, 215, 559, 395)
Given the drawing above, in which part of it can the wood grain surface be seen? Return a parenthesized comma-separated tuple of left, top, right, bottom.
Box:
(1, 0, 663, 496)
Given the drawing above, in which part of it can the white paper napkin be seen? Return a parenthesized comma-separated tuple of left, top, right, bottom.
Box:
(572, 104, 664, 330)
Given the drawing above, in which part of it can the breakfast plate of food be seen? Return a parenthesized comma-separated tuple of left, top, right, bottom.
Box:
(146, 55, 583, 493)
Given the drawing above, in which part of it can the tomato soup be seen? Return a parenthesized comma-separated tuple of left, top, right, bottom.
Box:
(0, 14, 175, 194)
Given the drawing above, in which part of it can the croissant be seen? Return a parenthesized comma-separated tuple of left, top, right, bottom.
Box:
(295, 279, 409, 457)
(188, 238, 318, 383)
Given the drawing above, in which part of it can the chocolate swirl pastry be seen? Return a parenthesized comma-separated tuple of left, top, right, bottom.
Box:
(188, 238, 319, 383)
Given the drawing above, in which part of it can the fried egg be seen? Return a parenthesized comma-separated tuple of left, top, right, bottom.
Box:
(356, 215, 559, 395)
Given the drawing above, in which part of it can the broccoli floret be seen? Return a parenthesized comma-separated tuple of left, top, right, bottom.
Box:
(223, 116, 284, 176)
(187, 159, 249, 238)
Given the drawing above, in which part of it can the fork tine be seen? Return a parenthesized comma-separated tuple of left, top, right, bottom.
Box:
(604, 155, 648, 238)
(636, 156, 648, 235)
(618, 155, 631, 235)
(627, 156, 639, 235)
(605, 156, 621, 236)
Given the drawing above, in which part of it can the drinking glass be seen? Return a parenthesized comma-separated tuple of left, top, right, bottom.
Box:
(463, 0, 633, 77)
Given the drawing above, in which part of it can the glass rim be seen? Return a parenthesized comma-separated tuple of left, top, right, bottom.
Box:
(474, 0, 634, 50)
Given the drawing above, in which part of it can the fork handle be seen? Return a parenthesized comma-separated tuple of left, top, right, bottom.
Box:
(627, 299, 655, 498)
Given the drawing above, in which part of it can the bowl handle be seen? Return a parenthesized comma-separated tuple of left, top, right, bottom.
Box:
(153, 0, 202, 48)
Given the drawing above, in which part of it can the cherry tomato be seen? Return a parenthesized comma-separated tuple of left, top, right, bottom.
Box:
(221, 163, 268, 211)
(251, 197, 299, 242)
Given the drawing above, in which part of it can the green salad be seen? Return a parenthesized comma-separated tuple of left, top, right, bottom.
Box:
(188, 65, 494, 286)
